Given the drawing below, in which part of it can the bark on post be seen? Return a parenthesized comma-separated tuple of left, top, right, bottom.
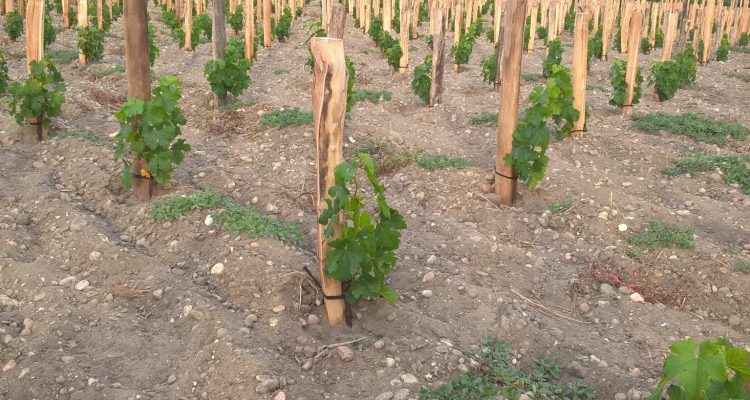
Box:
(571, 11, 588, 138)
(96, 0, 102, 29)
(649, 1, 658, 45)
(329, 3, 346, 38)
(263, 0, 271, 47)
(661, 11, 677, 60)
(310, 37, 347, 327)
(527, 0, 538, 52)
(245, 0, 255, 59)
(124, 0, 154, 200)
(25, 0, 45, 141)
(383, 0, 391, 32)
(493, 0, 502, 41)
(620, 1, 632, 52)
(184, 0, 193, 50)
(175, 0, 182, 20)
(410, 0, 419, 38)
(495, 0, 527, 205)
(623, 7, 641, 115)
(399, 0, 411, 74)
(78, 0, 87, 64)
(212, 0, 227, 108)
(62, 0, 69, 27)
(453, 0, 462, 71)
(702, 0, 715, 64)
(0, 0, 4, 14)
(676, 0, 689, 50)
(429, 8, 446, 105)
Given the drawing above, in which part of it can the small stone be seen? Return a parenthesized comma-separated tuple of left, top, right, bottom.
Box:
(306, 314, 320, 325)
(393, 389, 410, 400)
(336, 346, 354, 362)
(566, 360, 587, 379)
(59, 276, 77, 286)
(622, 182, 632, 187)
(579, 302, 590, 313)
(167, 374, 177, 385)
(614, 393, 627, 400)
(301, 358, 314, 370)
(61, 356, 74, 364)
(3, 360, 16, 372)
(256, 379, 280, 394)
(273, 391, 286, 400)
(629, 293, 645, 303)
(210, 263, 225, 275)
(88, 251, 102, 262)
(626, 388, 643, 400)
(375, 392, 394, 400)
(272, 305, 286, 313)
(728, 315, 742, 327)
(618, 224, 628, 232)
(618, 286, 633, 295)
(467, 288, 479, 298)
(598, 283, 616, 295)
(421, 290, 433, 298)
(427, 255, 437, 264)
(216, 328, 229, 338)
(400, 373, 418, 384)
(152, 289, 163, 300)
(204, 215, 213, 226)
(17, 367, 29, 379)
(33, 293, 46, 301)
(245, 314, 258, 326)
(75, 280, 89, 291)
(385, 357, 396, 368)
(373, 339, 385, 349)
(422, 272, 435, 283)
(598, 211, 609, 220)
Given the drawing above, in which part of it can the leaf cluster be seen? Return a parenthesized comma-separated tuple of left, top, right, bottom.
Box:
(319, 154, 407, 305)
(227, 4, 244, 34)
(504, 65, 579, 189)
(640, 37, 652, 54)
(148, 22, 160, 66)
(648, 60, 680, 101)
(481, 48, 497, 84)
(411, 55, 432, 104)
(113, 75, 191, 187)
(368, 17, 403, 70)
(88, 1, 111, 31)
(654, 28, 664, 48)
(345, 56, 356, 113)
(4, 12, 23, 42)
(738, 32, 750, 47)
(161, 7, 185, 45)
(44, 11, 57, 46)
(78, 27, 106, 62)
(0, 51, 8, 95)
(645, 337, 750, 400)
(627, 220, 694, 249)
(588, 26, 603, 60)
(193, 13, 213, 44)
(608, 58, 642, 107)
(451, 23, 478, 66)
(420, 337, 594, 400)
(716, 34, 730, 61)
(543, 38, 563, 78)
(273, 7, 293, 42)
(204, 39, 252, 98)
(8, 57, 66, 129)
(258, 107, 313, 127)
(662, 153, 750, 194)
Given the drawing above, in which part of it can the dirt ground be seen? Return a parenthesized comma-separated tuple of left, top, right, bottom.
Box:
(1, 2, 749, 400)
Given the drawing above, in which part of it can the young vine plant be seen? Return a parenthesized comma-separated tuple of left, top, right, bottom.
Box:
(481, 48, 498, 84)
(319, 154, 407, 306)
(114, 75, 191, 187)
(148, 22, 160, 67)
(204, 39, 252, 99)
(0, 51, 9, 95)
(543, 38, 563, 78)
(4, 12, 24, 42)
(608, 59, 642, 108)
(274, 7, 293, 42)
(411, 55, 432, 104)
(8, 57, 66, 130)
(78, 27, 106, 62)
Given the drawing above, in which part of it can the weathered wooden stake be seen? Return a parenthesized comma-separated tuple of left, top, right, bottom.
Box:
(661, 11, 677, 60)
(263, 0, 271, 46)
(527, 0, 538, 52)
(245, 0, 255, 59)
(124, 0, 154, 200)
(702, 0, 715, 64)
(212, 0, 227, 108)
(493, 0, 502, 41)
(25, 0, 45, 141)
(649, 1, 658, 44)
(571, 11, 588, 138)
(184, 0, 193, 50)
(623, 7, 641, 115)
(620, 1, 632, 52)
(78, 0, 88, 64)
(495, 0, 527, 205)
(311, 37, 347, 327)
(383, 0, 391, 32)
(62, 0, 69, 27)
(453, 0, 462, 71)
(429, 7, 446, 105)
(399, 0, 411, 74)
(96, 0, 102, 28)
(410, 0, 419, 38)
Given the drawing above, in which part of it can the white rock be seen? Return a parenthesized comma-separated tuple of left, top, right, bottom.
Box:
(75, 280, 89, 291)
(59, 276, 77, 286)
(629, 292, 645, 303)
(618, 224, 628, 232)
(204, 215, 214, 226)
(421, 290, 433, 298)
(400, 373, 418, 384)
(210, 263, 225, 275)
(88, 251, 102, 262)
(422, 272, 435, 282)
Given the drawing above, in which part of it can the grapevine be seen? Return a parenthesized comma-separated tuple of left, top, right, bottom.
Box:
(608, 59, 642, 107)
(411, 55, 432, 104)
(8, 57, 67, 130)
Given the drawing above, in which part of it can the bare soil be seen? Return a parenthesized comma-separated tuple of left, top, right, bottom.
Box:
(1, 3, 749, 400)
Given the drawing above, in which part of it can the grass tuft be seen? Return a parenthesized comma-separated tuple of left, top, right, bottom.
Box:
(729, 46, 750, 54)
(349, 139, 472, 175)
(95, 64, 125, 79)
(258, 107, 313, 128)
(548, 199, 573, 214)
(150, 189, 303, 244)
(523, 72, 542, 82)
(47, 49, 79, 64)
(627, 220, 694, 250)
(662, 153, 750, 194)
(469, 111, 498, 127)
(219, 99, 256, 112)
(57, 131, 112, 146)
(352, 88, 393, 104)
(586, 83, 609, 92)
(416, 154, 472, 170)
(419, 336, 594, 400)
(736, 260, 750, 274)
(725, 71, 750, 82)
(631, 112, 748, 146)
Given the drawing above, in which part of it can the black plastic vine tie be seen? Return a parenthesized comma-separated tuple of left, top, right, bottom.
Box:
(302, 266, 346, 300)
(494, 168, 517, 181)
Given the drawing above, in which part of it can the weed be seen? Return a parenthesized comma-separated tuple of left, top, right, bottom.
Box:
(47, 49, 79, 64)
(725, 71, 750, 82)
(586, 83, 608, 92)
(352, 88, 392, 104)
(416, 154, 472, 170)
(150, 189, 303, 244)
(548, 199, 573, 214)
(727, 243, 741, 254)
(469, 111, 498, 126)
(219, 99, 256, 112)
(273, 69, 290, 75)
(95, 64, 125, 79)
(347, 140, 417, 174)
(625, 248, 644, 261)
(631, 112, 748, 146)
(662, 153, 750, 194)
(523, 72, 542, 82)
(419, 336, 594, 400)
(736, 260, 750, 273)
(729, 46, 750, 54)
(627, 220, 694, 250)
(57, 130, 111, 146)
(258, 108, 313, 128)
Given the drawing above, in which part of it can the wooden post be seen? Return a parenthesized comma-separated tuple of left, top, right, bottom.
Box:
(453, 0, 462, 71)
(383, 0, 391, 32)
(399, 0, 411, 74)
(601, 0, 612, 59)
(78, 0, 87, 64)
(321, 0, 328, 31)
(124, 0, 154, 200)
(676, 0, 688, 50)
(410, 0, 419, 38)
(702, 0, 714, 64)
(527, 0, 538, 52)
(175, 0, 182, 19)
(548, 0, 557, 42)
(620, 1, 632, 52)
(329, 3, 346, 38)
(274, 0, 280, 22)
(711, 4, 724, 59)
(245, 0, 255, 59)
(25, 0, 45, 141)
(184, 0, 193, 50)
(429, 8, 446, 105)
(96, 0, 102, 28)
(310, 37, 347, 327)
(62, 0, 69, 27)
(263, 0, 271, 46)
(571, 11, 588, 138)
(661, 11, 676, 59)
(649, 1, 658, 44)
(623, 7, 641, 115)
(493, 0, 503, 41)
(364, 0, 371, 32)
(495, 0, 527, 205)
(212, 0, 227, 108)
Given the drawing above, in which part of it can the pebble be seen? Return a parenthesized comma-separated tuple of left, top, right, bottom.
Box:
(421, 290, 433, 298)
(422, 272, 435, 283)
(204, 215, 213, 226)
(579, 302, 590, 313)
(627, 389, 643, 400)
(167, 374, 177, 385)
(426, 255, 437, 264)
(335, 346, 354, 362)
(629, 293, 645, 303)
(728, 315, 742, 327)
(33, 293, 46, 301)
(306, 314, 320, 325)
(210, 263, 225, 275)
(393, 389, 410, 400)
(614, 393, 627, 400)
(400, 373, 418, 384)
(385, 357, 396, 368)
(273, 392, 286, 400)
(272, 305, 286, 313)
(88, 251, 102, 262)
(216, 328, 229, 338)
(598, 211, 609, 220)
(59, 276, 77, 286)
(17, 367, 29, 379)
(3, 360, 16, 372)
(598, 283, 616, 295)
(245, 314, 258, 326)
(373, 339, 385, 349)
(256, 378, 280, 394)
(618, 224, 628, 232)
(75, 280, 89, 291)
(565, 361, 587, 379)
(376, 392, 394, 400)
(61, 356, 74, 364)
(467, 288, 479, 298)
(152, 289, 163, 300)
(622, 182, 632, 187)
(301, 358, 314, 370)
